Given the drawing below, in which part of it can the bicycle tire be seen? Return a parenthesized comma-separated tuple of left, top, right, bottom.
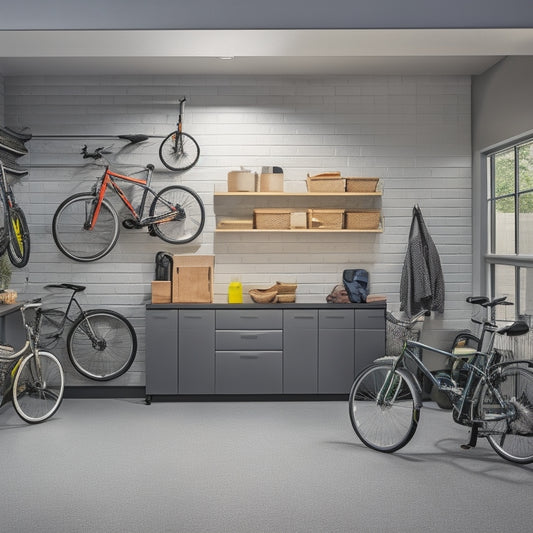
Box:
(7, 205, 30, 268)
(12, 351, 64, 423)
(67, 309, 137, 381)
(149, 185, 205, 244)
(478, 363, 533, 464)
(159, 131, 200, 172)
(349, 364, 421, 453)
(52, 193, 119, 262)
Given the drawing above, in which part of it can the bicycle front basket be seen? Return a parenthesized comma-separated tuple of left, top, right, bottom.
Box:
(385, 312, 425, 357)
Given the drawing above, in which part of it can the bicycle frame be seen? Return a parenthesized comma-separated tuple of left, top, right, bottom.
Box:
(41, 287, 100, 346)
(88, 165, 177, 230)
(388, 339, 511, 424)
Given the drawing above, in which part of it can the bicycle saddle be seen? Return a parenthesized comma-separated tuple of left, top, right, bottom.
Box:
(497, 320, 530, 337)
(118, 134, 149, 144)
(466, 296, 490, 305)
(45, 283, 86, 293)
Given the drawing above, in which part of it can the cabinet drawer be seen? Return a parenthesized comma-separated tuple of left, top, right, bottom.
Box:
(283, 310, 318, 329)
(179, 309, 214, 330)
(216, 309, 282, 330)
(216, 330, 282, 351)
(319, 309, 354, 329)
(355, 309, 386, 330)
(215, 351, 283, 394)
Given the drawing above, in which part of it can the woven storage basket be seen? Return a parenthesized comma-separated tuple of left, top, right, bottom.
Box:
(275, 281, 297, 294)
(306, 172, 345, 192)
(345, 210, 381, 230)
(307, 209, 345, 229)
(276, 293, 296, 303)
(345, 177, 379, 193)
(254, 208, 291, 230)
(249, 288, 278, 303)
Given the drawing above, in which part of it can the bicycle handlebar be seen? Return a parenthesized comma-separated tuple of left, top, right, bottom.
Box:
(80, 144, 112, 160)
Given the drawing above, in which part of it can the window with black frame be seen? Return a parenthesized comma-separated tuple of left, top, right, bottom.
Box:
(487, 139, 533, 324)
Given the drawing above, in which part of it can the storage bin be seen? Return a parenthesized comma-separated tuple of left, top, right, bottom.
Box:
(172, 255, 214, 303)
(258, 173, 283, 192)
(345, 177, 380, 193)
(151, 281, 171, 304)
(307, 209, 345, 229)
(217, 217, 254, 230)
(254, 208, 292, 229)
(290, 211, 307, 229)
(227, 170, 256, 192)
(306, 172, 345, 192)
(345, 210, 381, 230)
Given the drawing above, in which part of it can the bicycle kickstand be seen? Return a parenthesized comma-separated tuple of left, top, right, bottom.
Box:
(460, 422, 480, 450)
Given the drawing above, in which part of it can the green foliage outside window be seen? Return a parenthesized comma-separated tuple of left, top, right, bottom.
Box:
(494, 141, 533, 213)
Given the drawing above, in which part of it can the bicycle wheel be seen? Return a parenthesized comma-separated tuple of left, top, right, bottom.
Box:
(7, 205, 30, 268)
(67, 309, 137, 381)
(478, 363, 533, 464)
(159, 131, 200, 172)
(149, 185, 205, 244)
(52, 193, 119, 262)
(12, 351, 64, 423)
(349, 364, 421, 452)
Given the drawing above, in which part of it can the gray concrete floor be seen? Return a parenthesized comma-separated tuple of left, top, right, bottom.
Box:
(1, 398, 531, 533)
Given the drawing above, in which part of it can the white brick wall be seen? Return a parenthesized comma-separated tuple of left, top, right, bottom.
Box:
(4, 74, 473, 386)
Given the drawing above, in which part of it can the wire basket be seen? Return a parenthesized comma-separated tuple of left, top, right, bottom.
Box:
(385, 311, 425, 357)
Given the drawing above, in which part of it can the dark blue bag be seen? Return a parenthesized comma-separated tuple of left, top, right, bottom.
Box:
(343, 269, 368, 303)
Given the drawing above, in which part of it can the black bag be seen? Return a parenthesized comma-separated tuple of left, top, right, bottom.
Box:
(342, 269, 368, 303)
(155, 252, 173, 281)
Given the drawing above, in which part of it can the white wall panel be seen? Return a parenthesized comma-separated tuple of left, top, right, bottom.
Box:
(4, 74, 472, 386)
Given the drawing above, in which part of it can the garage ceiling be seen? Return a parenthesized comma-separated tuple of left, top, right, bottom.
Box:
(1, 28, 533, 76)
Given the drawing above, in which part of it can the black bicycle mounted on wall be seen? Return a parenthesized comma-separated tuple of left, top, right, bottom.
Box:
(158, 97, 200, 172)
(0, 161, 31, 268)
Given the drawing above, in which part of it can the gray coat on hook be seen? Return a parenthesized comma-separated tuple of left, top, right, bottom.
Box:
(400, 205, 445, 317)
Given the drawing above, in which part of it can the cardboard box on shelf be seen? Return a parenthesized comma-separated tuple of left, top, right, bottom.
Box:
(172, 255, 214, 303)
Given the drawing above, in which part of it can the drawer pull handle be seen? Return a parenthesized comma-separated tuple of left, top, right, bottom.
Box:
(240, 355, 258, 360)
(183, 315, 202, 319)
(294, 316, 314, 319)
(241, 334, 258, 340)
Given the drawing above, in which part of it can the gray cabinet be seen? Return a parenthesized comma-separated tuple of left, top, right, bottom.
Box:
(318, 309, 355, 393)
(215, 309, 283, 394)
(179, 310, 215, 394)
(145, 303, 385, 398)
(145, 309, 178, 395)
(283, 310, 318, 393)
(354, 308, 386, 374)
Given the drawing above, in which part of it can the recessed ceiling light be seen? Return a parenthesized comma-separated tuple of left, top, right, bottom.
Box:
(217, 56, 235, 60)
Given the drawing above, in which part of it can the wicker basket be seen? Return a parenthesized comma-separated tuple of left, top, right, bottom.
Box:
(275, 281, 297, 294)
(345, 177, 379, 193)
(307, 209, 345, 229)
(254, 208, 291, 230)
(306, 172, 345, 192)
(345, 210, 381, 230)
(248, 288, 278, 303)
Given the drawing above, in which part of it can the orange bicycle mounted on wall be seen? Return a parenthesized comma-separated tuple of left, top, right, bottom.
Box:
(158, 97, 200, 172)
(52, 146, 205, 262)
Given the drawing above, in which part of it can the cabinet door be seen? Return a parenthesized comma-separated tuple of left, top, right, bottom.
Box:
(145, 309, 178, 395)
(179, 310, 215, 394)
(318, 310, 355, 393)
(355, 309, 386, 374)
(283, 310, 318, 393)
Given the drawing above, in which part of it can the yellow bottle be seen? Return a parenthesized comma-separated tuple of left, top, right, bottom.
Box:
(228, 281, 243, 303)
